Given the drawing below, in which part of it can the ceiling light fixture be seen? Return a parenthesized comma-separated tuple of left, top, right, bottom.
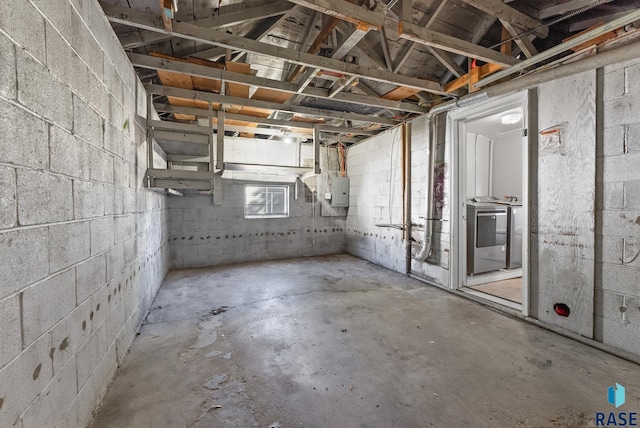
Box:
(501, 112, 522, 125)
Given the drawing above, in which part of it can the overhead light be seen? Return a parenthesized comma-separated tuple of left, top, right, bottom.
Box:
(283, 136, 293, 144)
(501, 112, 522, 125)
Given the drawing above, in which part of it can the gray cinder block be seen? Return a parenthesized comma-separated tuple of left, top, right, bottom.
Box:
(0, 34, 15, 100)
(73, 95, 104, 146)
(17, 169, 73, 225)
(16, 48, 73, 131)
(0, 102, 48, 170)
(76, 255, 107, 305)
(50, 127, 91, 180)
(0, 333, 53, 428)
(74, 180, 105, 219)
(90, 217, 115, 256)
(0, 295, 21, 370)
(21, 355, 78, 428)
(22, 269, 76, 347)
(0, 166, 16, 229)
(49, 220, 91, 274)
(0, 227, 49, 299)
(0, 0, 45, 62)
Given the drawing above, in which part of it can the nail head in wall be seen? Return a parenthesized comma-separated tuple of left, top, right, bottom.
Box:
(82, 320, 87, 331)
(0, 396, 4, 410)
(49, 348, 55, 359)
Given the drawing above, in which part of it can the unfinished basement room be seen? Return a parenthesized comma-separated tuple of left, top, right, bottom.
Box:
(2, 0, 640, 427)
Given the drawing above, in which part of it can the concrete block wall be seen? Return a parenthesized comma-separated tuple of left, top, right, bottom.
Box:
(408, 114, 451, 285)
(595, 56, 640, 356)
(168, 179, 345, 269)
(346, 127, 407, 272)
(0, 1, 169, 427)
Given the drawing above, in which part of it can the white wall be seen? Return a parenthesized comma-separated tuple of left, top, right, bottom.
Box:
(492, 132, 523, 200)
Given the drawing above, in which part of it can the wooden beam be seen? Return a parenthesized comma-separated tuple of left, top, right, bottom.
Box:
(216, 110, 224, 170)
(160, 0, 174, 31)
(145, 84, 399, 125)
(427, 47, 465, 77)
(102, 3, 447, 95)
(288, 16, 340, 83)
(539, 0, 614, 20)
(111, 1, 292, 50)
(444, 63, 502, 93)
(398, 21, 519, 67)
(500, 19, 538, 58)
(147, 168, 215, 180)
(153, 130, 210, 144)
(151, 179, 212, 190)
(286, 0, 386, 30)
(154, 103, 379, 135)
(455, 0, 548, 39)
(393, 0, 448, 73)
(120, 31, 171, 50)
(379, 27, 393, 71)
(129, 53, 427, 113)
(192, 2, 291, 28)
(148, 119, 210, 134)
(439, 15, 496, 85)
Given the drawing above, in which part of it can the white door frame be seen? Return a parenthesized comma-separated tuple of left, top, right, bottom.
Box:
(447, 91, 531, 316)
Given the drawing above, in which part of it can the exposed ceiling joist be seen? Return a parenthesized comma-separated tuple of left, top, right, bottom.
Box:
(129, 53, 427, 113)
(569, 10, 633, 33)
(285, 0, 387, 30)
(500, 19, 538, 58)
(393, 0, 448, 73)
(102, 3, 448, 95)
(476, 9, 640, 88)
(538, 0, 614, 20)
(117, 1, 292, 50)
(196, 13, 288, 62)
(427, 47, 465, 77)
(288, 15, 340, 83)
(154, 103, 379, 135)
(398, 21, 520, 67)
(379, 27, 393, 71)
(146, 84, 399, 125)
(439, 16, 497, 85)
(456, 0, 548, 39)
(119, 31, 172, 50)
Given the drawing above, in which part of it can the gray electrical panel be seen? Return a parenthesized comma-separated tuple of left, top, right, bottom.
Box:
(330, 177, 349, 207)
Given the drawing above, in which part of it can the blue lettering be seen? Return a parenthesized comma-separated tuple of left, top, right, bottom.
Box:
(597, 413, 606, 426)
(619, 412, 627, 426)
(608, 412, 618, 426)
(595, 412, 639, 427)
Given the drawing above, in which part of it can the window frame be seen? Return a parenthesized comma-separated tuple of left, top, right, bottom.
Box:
(244, 184, 290, 219)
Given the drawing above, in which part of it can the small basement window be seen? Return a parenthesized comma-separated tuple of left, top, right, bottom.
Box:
(244, 185, 290, 219)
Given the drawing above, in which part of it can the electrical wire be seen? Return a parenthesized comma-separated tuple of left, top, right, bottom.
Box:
(489, 0, 609, 50)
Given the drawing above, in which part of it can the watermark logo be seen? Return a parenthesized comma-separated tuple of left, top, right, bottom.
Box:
(609, 384, 626, 409)
(596, 383, 637, 427)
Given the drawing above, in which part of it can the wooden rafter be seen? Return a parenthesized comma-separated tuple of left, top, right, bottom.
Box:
(102, 3, 448, 95)
(398, 21, 519, 68)
(129, 53, 427, 113)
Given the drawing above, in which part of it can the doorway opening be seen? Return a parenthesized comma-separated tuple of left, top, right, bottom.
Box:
(449, 92, 531, 314)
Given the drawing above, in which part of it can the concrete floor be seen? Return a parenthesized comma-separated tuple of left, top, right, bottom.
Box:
(89, 254, 640, 428)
